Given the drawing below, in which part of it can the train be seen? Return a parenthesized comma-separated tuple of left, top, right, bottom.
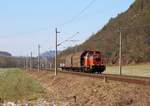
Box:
(59, 50, 106, 73)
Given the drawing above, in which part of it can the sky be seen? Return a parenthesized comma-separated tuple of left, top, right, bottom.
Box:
(0, 0, 135, 56)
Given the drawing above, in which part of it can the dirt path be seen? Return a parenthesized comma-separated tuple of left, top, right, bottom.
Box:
(27, 71, 150, 106)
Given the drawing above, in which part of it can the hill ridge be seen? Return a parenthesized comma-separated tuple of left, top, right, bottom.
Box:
(59, 0, 150, 64)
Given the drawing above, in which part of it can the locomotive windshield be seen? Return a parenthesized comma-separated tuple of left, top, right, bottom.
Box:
(94, 54, 101, 61)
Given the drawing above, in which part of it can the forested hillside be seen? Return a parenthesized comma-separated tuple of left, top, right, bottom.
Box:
(0, 51, 11, 57)
(59, 0, 150, 64)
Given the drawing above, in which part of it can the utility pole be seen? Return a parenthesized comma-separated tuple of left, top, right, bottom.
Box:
(38, 44, 40, 71)
(119, 27, 122, 75)
(44, 59, 47, 69)
(55, 28, 60, 76)
(24, 57, 27, 70)
(30, 52, 32, 70)
(26, 55, 28, 70)
(26, 56, 28, 70)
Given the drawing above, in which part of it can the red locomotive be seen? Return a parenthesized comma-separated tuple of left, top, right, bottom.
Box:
(59, 50, 105, 73)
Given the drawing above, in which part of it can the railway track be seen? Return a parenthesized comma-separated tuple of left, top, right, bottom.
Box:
(58, 70, 150, 85)
(30, 69, 150, 86)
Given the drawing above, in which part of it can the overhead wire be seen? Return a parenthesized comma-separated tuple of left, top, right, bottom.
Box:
(57, 0, 97, 48)
(57, 32, 79, 46)
(59, 0, 97, 27)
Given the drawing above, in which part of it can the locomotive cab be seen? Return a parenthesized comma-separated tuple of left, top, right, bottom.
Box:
(93, 52, 102, 66)
(92, 52, 105, 73)
(83, 51, 105, 73)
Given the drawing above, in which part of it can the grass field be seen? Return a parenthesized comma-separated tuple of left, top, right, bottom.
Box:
(104, 63, 150, 77)
(0, 68, 45, 101)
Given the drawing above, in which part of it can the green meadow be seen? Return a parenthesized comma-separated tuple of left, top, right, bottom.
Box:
(0, 68, 45, 101)
(104, 64, 150, 77)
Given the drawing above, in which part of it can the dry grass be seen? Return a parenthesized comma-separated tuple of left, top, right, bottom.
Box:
(104, 63, 150, 77)
(28, 71, 150, 106)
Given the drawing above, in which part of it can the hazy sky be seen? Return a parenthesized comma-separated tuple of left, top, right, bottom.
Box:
(0, 0, 134, 56)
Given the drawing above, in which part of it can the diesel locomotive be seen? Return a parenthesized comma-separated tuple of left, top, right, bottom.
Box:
(59, 50, 106, 73)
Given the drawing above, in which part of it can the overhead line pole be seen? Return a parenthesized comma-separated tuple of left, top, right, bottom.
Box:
(24, 57, 27, 70)
(30, 52, 32, 70)
(26, 55, 28, 70)
(55, 28, 60, 76)
(119, 27, 122, 75)
(24, 57, 26, 69)
(38, 44, 40, 71)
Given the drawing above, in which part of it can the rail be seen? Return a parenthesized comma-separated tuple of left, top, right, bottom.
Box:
(28, 68, 150, 86)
